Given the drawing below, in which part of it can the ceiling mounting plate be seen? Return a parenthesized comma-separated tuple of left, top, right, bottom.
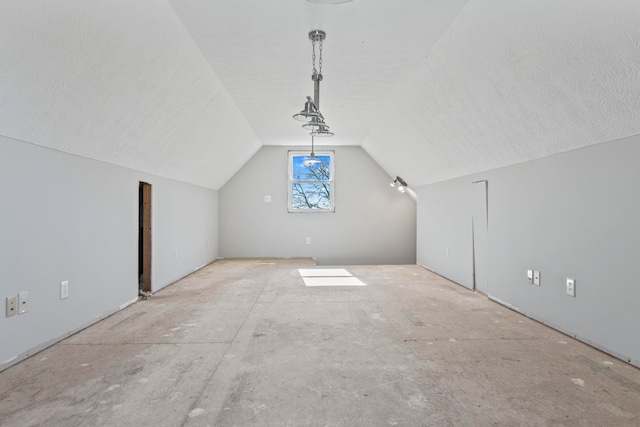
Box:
(309, 30, 326, 42)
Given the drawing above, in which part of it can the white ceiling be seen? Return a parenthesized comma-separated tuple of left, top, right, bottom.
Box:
(2, 0, 639, 190)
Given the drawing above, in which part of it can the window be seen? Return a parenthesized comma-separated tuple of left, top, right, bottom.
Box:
(288, 150, 335, 212)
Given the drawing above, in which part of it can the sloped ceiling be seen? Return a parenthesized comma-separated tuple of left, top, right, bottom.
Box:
(0, 0, 261, 189)
(363, 0, 640, 186)
(1, 0, 639, 190)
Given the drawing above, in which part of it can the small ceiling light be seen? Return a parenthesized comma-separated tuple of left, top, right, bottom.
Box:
(293, 30, 334, 142)
(390, 176, 408, 193)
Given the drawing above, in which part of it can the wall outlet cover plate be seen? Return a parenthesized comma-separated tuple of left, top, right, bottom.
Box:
(18, 291, 29, 314)
(6, 296, 17, 317)
(566, 278, 576, 297)
(533, 270, 540, 286)
(61, 281, 69, 300)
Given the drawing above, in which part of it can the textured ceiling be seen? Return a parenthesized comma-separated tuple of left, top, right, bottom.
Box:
(363, 0, 640, 186)
(1, 0, 639, 190)
(0, 0, 261, 189)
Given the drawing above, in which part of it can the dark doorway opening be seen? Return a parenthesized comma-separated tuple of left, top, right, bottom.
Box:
(139, 182, 152, 293)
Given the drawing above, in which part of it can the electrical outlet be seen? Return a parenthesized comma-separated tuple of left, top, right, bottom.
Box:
(6, 296, 17, 317)
(306, 237, 311, 245)
(527, 270, 534, 284)
(60, 281, 69, 300)
(533, 271, 540, 286)
(566, 278, 576, 297)
(18, 291, 29, 314)
(264, 195, 272, 203)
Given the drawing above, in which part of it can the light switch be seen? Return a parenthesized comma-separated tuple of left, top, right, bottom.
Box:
(527, 270, 533, 284)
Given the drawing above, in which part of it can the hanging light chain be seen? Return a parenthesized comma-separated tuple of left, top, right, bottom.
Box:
(310, 31, 323, 78)
(318, 37, 323, 76)
(312, 38, 317, 77)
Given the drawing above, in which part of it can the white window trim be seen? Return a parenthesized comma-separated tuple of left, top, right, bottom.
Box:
(288, 150, 335, 213)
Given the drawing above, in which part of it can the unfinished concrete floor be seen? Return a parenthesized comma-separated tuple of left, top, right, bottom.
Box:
(1, 259, 639, 426)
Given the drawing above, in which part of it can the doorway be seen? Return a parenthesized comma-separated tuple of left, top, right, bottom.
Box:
(472, 180, 488, 294)
(139, 182, 152, 293)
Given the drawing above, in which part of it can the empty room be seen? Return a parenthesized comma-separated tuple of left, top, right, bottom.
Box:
(1, 1, 639, 426)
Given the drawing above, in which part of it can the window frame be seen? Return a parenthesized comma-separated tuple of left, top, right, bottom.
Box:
(288, 150, 335, 213)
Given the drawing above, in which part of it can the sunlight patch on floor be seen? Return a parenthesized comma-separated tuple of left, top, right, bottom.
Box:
(298, 268, 352, 277)
(298, 268, 366, 287)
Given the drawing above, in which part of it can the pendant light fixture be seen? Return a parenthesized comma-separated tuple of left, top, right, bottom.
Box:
(293, 96, 320, 122)
(310, 124, 333, 137)
(293, 29, 334, 144)
(301, 115, 327, 131)
(303, 136, 322, 166)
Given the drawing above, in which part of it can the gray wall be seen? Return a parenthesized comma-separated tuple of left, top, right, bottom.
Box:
(417, 135, 640, 366)
(219, 146, 416, 265)
(0, 136, 218, 371)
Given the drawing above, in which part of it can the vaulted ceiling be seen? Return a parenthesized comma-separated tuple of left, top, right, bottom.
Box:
(2, 1, 639, 190)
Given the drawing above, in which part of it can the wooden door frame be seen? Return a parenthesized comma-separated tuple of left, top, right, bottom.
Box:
(139, 182, 152, 293)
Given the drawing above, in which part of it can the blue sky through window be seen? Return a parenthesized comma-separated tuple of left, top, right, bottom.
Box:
(290, 153, 333, 211)
(292, 155, 331, 179)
